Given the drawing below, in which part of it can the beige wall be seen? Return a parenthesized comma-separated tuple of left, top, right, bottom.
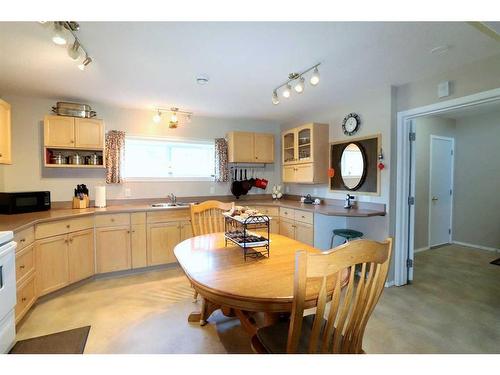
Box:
(413, 117, 456, 250)
(0, 94, 281, 201)
(453, 110, 500, 249)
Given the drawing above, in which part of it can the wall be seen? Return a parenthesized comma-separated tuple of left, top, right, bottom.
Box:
(453, 110, 500, 250)
(413, 117, 456, 251)
(0, 95, 281, 201)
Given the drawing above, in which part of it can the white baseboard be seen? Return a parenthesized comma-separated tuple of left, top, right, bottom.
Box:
(414, 246, 430, 254)
(452, 240, 500, 253)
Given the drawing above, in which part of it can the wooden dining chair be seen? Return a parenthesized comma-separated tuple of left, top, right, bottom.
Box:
(189, 200, 234, 301)
(252, 238, 392, 354)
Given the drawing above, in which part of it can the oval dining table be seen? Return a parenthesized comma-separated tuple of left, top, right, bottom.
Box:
(174, 232, 327, 336)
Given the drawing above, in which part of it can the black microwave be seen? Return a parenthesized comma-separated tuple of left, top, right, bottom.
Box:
(0, 191, 51, 214)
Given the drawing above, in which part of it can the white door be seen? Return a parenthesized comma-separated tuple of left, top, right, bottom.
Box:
(429, 136, 454, 247)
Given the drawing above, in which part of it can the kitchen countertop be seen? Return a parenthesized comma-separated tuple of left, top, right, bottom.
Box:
(0, 197, 385, 233)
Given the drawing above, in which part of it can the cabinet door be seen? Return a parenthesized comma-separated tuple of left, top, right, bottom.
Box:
(131, 224, 147, 269)
(228, 131, 255, 163)
(270, 217, 280, 234)
(282, 130, 297, 165)
(36, 234, 69, 296)
(295, 222, 314, 246)
(297, 126, 312, 163)
(180, 221, 193, 241)
(75, 118, 104, 149)
(16, 274, 36, 323)
(254, 133, 275, 163)
(294, 163, 314, 183)
(0, 99, 12, 164)
(96, 226, 131, 273)
(279, 218, 295, 239)
(68, 229, 95, 283)
(147, 222, 181, 266)
(283, 165, 296, 183)
(44, 115, 75, 147)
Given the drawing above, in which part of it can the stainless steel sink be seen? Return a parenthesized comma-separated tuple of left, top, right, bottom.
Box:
(151, 202, 191, 208)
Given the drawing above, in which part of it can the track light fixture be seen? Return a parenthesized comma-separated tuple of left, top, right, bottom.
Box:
(152, 107, 193, 129)
(45, 21, 93, 71)
(272, 63, 321, 105)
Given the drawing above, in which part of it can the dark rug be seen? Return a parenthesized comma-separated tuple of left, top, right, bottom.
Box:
(490, 258, 500, 266)
(9, 326, 90, 354)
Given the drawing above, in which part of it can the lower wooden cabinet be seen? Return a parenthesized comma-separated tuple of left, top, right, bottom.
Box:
(15, 273, 36, 323)
(36, 234, 70, 296)
(180, 221, 193, 241)
(68, 229, 95, 283)
(147, 222, 180, 266)
(279, 218, 295, 239)
(96, 226, 131, 273)
(131, 224, 147, 269)
(279, 217, 314, 246)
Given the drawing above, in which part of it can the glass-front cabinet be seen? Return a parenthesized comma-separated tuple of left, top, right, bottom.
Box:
(281, 123, 329, 184)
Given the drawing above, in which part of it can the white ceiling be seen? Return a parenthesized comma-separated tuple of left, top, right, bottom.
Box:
(0, 22, 499, 122)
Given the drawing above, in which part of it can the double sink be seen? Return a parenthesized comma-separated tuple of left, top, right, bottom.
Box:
(150, 202, 192, 208)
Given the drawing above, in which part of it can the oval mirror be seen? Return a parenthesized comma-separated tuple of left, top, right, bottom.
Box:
(340, 143, 366, 190)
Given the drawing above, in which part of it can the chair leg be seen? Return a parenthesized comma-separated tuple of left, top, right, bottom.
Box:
(193, 290, 198, 302)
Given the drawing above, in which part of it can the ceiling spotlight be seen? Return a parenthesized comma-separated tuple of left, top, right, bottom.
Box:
(310, 67, 320, 86)
(52, 22, 67, 45)
(78, 56, 92, 71)
(67, 39, 81, 60)
(272, 90, 280, 105)
(294, 77, 305, 93)
(196, 76, 209, 85)
(153, 110, 162, 123)
(169, 107, 179, 129)
(282, 84, 292, 99)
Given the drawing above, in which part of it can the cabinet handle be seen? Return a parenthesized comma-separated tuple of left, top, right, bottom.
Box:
(69, 238, 73, 243)
(66, 224, 70, 229)
(111, 218, 115, 222)
(20, 265, 25, 269)
(20, 238, 26, 243)
(127, 230, 130, 234)
(70, 140, 74, 143)
(22, 297, 27, 302)
(0, 153, 2, 157)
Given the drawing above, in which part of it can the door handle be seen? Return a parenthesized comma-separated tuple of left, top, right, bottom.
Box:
(432, 196, 438, 201)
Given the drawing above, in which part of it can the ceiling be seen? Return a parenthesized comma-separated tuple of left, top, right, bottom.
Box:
(0, 22, 499, 122)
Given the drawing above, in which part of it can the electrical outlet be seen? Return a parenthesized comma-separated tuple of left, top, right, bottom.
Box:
(124, 188, 131, 197)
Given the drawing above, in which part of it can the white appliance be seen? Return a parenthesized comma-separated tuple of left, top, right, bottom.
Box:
(0, 231, 16, 353)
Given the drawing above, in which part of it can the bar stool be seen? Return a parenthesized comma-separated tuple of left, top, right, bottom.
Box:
(330, 229, 363, 248)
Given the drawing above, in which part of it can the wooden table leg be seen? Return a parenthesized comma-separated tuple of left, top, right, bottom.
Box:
(188, 297, 220, 326)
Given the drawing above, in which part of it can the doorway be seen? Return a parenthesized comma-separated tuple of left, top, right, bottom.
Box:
(428, 135, 454, 247)
(394, 87, 500, 286)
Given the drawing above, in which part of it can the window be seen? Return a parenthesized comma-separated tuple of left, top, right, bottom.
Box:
(123, 137, 215, 180)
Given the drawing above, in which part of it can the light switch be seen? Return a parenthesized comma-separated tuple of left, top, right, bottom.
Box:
(438, 81, 450, 98)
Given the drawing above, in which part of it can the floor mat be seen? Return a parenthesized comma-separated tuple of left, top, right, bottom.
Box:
(9, 326, 90, 354)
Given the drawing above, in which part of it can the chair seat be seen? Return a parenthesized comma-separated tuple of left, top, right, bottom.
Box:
(333, 229, 363, 239)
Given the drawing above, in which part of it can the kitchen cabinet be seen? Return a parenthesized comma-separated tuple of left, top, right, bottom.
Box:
(180, 221, 193, 241)
(278, 208, 314, 246)
(15, 273, 36, 324)
(227, 131, 275, 163)
(250, 206, 280, 234)
(96, 226, 131, 273)
(15, 244, 35, 286)
(131, 224, 147, 269)
(44, 115, 76, 148)
(68, 229, 95, 283)
(281, 123, 328, 183)
(147, 222, 180, 266)
(36, 234, 70, 296)
(0, 99, 12, 164)
(74, 118, 104, 149)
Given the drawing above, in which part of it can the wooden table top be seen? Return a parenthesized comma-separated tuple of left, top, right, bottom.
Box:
(174, 233, 323, 312)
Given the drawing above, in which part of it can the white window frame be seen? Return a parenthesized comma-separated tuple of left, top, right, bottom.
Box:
(122, 135, 216, 182)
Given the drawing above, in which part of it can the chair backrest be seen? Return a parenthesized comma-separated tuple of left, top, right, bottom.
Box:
(287, 238, 392, 354)
(190, 200, 234, 236)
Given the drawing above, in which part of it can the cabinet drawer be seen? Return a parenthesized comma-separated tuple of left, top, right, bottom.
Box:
(35, 216, 94, 239)
(14, 226, 35, 252)
(131, 212, 146, 225)
(253, 206, 279, 217)
(147, 209, 190, 223)
(295, 210, 313, 225)
(280, 207, 295, 220)
(16, 244, 35, 285)
(95, 213, 130, 227)
(16, 274, 36, 323)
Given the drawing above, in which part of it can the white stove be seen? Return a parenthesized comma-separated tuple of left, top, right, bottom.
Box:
(0, 231, 16, 353)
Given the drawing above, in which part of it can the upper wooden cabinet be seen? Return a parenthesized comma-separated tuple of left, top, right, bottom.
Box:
(44, 115, 104, 149)
(281, 123, 328, 184)
(227, 131, 275, 163)
(0, 99, 12, 164)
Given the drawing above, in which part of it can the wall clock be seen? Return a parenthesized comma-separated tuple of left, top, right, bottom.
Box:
(342, 113, 361, 136)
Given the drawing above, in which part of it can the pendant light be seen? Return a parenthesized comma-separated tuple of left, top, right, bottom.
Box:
(78, 55, 92, 71)
(67, 39, 81, 60)
(294, 77, 305, 93)
(153, 110, 162, 123)
(169, 108, 179, 129)
(310, 67, 320, 86)
(272, 90, 280, 105)
(282, 84, 292, 99)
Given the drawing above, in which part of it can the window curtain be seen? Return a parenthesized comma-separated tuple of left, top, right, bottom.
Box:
(214, 138, 229, 182)
(105, 130, 126, 184)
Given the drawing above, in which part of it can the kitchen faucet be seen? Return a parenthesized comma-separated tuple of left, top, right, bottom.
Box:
(168, 193, 177, 205)
(344, 194, 355, 209)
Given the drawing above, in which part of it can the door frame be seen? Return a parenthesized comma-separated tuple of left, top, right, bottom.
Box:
(428, 135, 455, 248)
(394, 87, 500, 286)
